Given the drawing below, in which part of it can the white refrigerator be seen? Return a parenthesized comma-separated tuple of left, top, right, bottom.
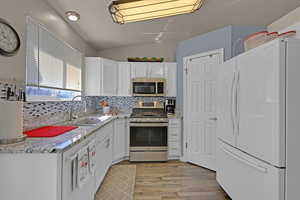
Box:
(217, 38, 300, 200)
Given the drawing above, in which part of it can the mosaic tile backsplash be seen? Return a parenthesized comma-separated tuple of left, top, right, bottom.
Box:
(23, 97, 97, 131)
(94, 96, 176, 113)
(23, 96, 176, 131)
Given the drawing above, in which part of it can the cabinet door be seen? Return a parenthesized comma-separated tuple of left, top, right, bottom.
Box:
(113, 119, 127, 162)
(102, 123, 114, 167)
(85, 57, 101, 96)
(101, 58, 118, 96)
(62, 138, 94, 200)
(118, 62, 132, 96)
(131, 62, 149, 78)
(95, 137, 107, 191)
(165, 63, 177, 97)
(168, 118, 181, 157)
(148, 63, 165, 78)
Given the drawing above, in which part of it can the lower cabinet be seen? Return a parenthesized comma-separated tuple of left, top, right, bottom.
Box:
(113, 118, 129, 163)
(168, 118, 182, 158)
(94, 122, 113, 191)
(0, 117, 184, 200)
(62, 135, 95, 200)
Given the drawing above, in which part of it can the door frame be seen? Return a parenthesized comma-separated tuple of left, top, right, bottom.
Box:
(182, 48, 224, 162)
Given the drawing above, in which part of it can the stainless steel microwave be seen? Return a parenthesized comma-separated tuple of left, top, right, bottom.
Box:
(132, 78, 166, 97)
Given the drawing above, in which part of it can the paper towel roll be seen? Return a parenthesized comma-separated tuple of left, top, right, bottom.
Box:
(0, 101, 23, 140)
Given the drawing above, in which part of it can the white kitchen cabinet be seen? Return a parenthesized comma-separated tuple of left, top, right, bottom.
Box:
(118, 62, 132, 96)
(62, 135, 95, 200)
(148, 63, 165, 78)
(101, 58, 118, 96)
(131, 62, 166, 78)
(113, 118, 128, 163)
(131, 62, 149, 78)
(85, 57, 101, 96)
(94, 122, 113, 191)
(165, 63, 177, 97)
(168, 118, 181, 158)
(85, 57, 118, 96)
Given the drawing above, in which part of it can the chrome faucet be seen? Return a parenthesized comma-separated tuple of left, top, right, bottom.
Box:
(69, 95, 88, 121)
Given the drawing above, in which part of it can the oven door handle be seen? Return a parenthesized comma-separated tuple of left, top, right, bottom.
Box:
(130, 123, 169, 127)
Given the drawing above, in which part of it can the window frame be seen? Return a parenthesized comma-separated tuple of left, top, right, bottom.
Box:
(25, 16, 83, 102)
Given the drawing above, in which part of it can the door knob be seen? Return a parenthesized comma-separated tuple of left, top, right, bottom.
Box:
(209, 117, 218, 121)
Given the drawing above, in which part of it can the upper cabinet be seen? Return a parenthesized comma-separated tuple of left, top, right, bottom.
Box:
(118, 62, 131, 96)
(131, 62, 165, 78)
(85, 57, 118, 96)
(165, 63, 177, 97)
(131, 62, 149, 78)
(148, 63, 165, 78)
(85, 57, 101, 96)
(101, 58, 118, 96)
(85, 58, 177, 97)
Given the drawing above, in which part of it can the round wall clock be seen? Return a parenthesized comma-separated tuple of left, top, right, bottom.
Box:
(0, 18, 21, 56)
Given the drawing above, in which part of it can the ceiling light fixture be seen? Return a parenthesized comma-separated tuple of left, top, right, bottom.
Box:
(66, 11, 80, 22)
(109, 0, 205, 24)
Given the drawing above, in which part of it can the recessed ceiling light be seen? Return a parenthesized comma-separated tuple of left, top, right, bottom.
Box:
(66, 11, 80, 22)
(109, 0, 205, 24)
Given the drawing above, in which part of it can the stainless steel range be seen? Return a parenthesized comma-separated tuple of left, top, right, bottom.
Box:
(129, 101, 168, 162)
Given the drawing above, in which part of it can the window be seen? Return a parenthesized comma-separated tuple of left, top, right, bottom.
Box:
(26, 17, 82, 101)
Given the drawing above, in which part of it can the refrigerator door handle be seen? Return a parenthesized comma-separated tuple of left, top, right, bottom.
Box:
(236, 70, 240, 135)
(221, 146, 267, 173)
(231, 72, 236, 134)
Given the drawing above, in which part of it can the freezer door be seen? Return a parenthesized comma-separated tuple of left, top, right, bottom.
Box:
(237, 39, 286, 167)
(216, 140, 285, 200)
(217, 58, 238, 146)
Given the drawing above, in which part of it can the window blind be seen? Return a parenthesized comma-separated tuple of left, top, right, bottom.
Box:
(26, 17, 82, 92)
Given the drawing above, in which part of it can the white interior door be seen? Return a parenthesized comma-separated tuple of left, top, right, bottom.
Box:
(184, 50, 223, 171)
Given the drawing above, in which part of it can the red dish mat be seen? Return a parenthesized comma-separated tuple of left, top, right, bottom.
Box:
(24, 126, 78, 138)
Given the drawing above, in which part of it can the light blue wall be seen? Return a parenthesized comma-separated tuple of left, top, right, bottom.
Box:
(176, 25, 266, 112)
(231, 26, 266, 57)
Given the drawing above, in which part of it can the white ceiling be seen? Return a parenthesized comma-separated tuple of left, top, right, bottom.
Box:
(46, 0, 300, 51)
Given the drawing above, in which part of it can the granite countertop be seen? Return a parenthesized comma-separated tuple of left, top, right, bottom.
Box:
(0, 113, 130, 154)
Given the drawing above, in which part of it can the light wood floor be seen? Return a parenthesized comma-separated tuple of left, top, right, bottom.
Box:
(117, 161, 231, 200)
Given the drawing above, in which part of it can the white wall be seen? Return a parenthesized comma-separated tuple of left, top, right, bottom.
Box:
(0, 0, 97, 83)
(268, 6, 300, 33)
(98, 41, 177, 62)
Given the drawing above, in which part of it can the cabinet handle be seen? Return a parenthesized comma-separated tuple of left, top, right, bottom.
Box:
(221, 146, 267, 173)
(106, 139, 110, 148)
(209, 117, 218, 121)
(70, 155, 78, 191)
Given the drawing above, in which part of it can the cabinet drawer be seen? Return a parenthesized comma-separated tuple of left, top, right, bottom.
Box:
(168, 144, 181, 156)
(168, 128, 180, 141)
(169, 119, 181, 127)
(168, 141, 180, 150)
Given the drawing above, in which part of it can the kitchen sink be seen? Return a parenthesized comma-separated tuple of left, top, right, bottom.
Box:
(74, 115, 112, 126)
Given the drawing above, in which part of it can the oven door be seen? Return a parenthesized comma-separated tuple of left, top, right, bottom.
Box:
(130, 123, 168, 148)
